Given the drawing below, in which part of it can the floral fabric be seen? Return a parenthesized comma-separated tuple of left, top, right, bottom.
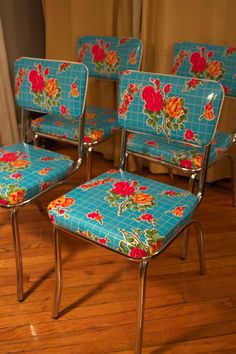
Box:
(31, 106, 120, 144)
(77, 36, 142, 79)
(48, 170, 198, 259)
(127, 131, 233, 170)
(14, 57, 88, 120)
(118, 71, 224, 146)
(172, 42, 236, 97)
(0, 143, 74, 206)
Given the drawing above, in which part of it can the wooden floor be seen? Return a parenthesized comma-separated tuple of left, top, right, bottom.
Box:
(0, 145, 236, 354)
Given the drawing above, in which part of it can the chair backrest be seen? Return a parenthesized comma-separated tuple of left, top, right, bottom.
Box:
(77, 36, 142, 80)
(172, 42, 236, 98)
(118, 71, 224, 147)
(14, 57, 88, 120)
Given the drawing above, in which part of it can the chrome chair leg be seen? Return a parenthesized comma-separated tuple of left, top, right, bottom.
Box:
(52, 226, 63, 319)
(193, 221, 206, 275)
(86, 146, 93, 181)
(135, 260, 148, 354)
(189, 173, 197, 194)
(34, 133, 40, 147)
(11, 208, 24, 302)
(168, 167, 174, 185)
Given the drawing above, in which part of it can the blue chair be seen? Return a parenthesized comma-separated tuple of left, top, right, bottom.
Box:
(48, 71, 224, 353)
(31, 36, 143, 180)
(0, 57, 88, 301)
(127, 42, 236, 205)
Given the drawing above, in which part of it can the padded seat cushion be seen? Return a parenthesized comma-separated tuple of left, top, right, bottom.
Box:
(0, 143, 73, 206)
(31, 106, 120, 144)
(127, 131, 233, 170)
(48, 170, 198, 259)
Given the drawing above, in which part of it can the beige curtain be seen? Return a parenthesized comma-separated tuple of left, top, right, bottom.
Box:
(0, 16, 19, 145)
(42, 0, 236, 181)
(139, 0, 236, 181)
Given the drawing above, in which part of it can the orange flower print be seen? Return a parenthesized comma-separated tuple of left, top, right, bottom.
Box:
(206, 60, 223, 80)
(44, 78, 59, 97)
(31, 117, 45, 127)
(9, 189, 26, 205)
(69, 79, 80, 97)
(85, 112, 96, 119)
(165, 97, 183, 119)
(87, 209, 104, 224)
(90, 129, 104, 142)
(78, 43, 89, 62)
(149, 241, 163, 255)
(10, 160, 30, 169)
(132, 193, 153, 205)
(48, 195, 74, 210)
(200, 101, 215, 121)
(61, 197, 74, 207)
(172, 206, 185, 217)
(129, 51, 137, 65)
(193, 155, 202, 168)
(38, 167, 52, 175)
(15, 68, 28, 97)
(106, 50, 119, 66)
(55, 121, 64, 127)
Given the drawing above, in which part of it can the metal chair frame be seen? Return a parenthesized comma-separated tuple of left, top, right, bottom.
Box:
(50, 71, 224, 353)
(0, 57, 88, 301)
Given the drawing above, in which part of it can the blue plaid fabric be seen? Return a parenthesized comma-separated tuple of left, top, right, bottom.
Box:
(15, 57, 88, 120)
(77, 36, 142, 79)
(48, 170, 198, 259)
(118, 71, 224, 145)
(172, 42, 236, 97)
(31, 37, 142, 147)
(127, 130, 233, 170)
(31, 106, 120, 144)
(0, 143, 74, 206)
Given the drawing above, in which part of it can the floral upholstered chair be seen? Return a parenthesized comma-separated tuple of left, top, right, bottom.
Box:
(127, 42, 236, 205)
(77, 36, 142, 179)
(0, 57, 88, 301)
(48, 71, 224, 353)
(31, 36, 142, 180)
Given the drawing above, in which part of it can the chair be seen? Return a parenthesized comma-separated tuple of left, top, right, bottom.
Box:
(127, 42, 236, 204)
(48, 71, 224, 353)
(77, 36, 143, 180)
(31, 36, 142, 180)
(0, 57, 88, 301)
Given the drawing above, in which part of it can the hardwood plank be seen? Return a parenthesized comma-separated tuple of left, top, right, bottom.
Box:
(0, 148, 236, 353)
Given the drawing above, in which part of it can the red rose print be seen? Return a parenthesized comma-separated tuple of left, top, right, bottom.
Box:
(163, 84, 171, 94)
(60, 105, 67, 115)
(28, 69, 44, 92)
(84, 136, 91, 143)
(139, 186, 148, 191)
(189, 52, 207, 73)
(112, 181, 136, 196)
(180, 159, 192, 168)
(141, 85, 164, 113)
(140, 213, 154, 221)
(99, 238, 107, 245)
(164, 190, 177, 196)
(0, 199, 8, 205)
(91, 44, 106, 62)
(0, 152, 18, 163)
(146, 140, 158, 146)
(129, 247, 147, 258)
(184, 129, 194, 141)
(11, 173, 22, 179)
(87, 210, 103, 224)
